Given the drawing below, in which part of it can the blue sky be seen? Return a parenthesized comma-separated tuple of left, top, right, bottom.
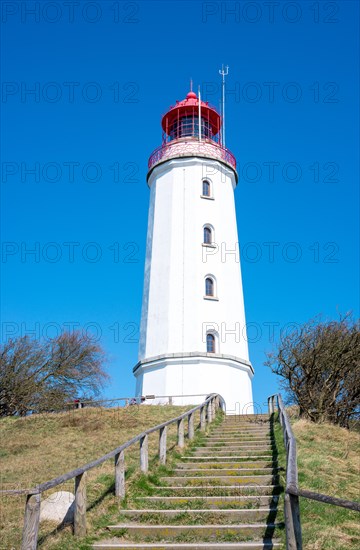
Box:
(1, 0, 359, 411)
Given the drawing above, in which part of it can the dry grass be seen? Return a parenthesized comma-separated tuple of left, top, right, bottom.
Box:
(292, 418, 360, 549)
(0, 404, 193, 549)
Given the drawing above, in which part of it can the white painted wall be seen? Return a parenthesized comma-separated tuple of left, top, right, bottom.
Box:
(136, 151, 254, 413)
(134, 355, 254, 414)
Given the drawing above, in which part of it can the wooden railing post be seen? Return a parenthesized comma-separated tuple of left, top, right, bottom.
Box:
(115, 450, 125, 498)
(285, 492, 302, 550)
(140, 434, 148, 473)
(212, 398, 216, 419)
(188, 412, 194, 440)
(290, 492, 302, 549)
(177, 418, 185, 448)
(21, 493, 41, 550)
(207, 400, 213, 423)
(268, 396, 273, 415)
(279, 409, 284, 428)
(74, 472, 87, 537)
(159, 426, 167, 464)
(200, 406, 206, 431)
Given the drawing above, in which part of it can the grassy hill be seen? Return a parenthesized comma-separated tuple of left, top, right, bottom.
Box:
(1, 406, 359, 549)
(293, 418, 360, 549)
(274, 414, 360, 550)
(0, 404, 192, 549)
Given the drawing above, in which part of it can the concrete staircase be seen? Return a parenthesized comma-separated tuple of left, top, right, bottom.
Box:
(93, 414, 285, 549)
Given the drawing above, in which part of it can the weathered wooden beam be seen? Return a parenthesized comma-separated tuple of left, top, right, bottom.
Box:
(159, 426, 167, 464)
(294, 487, 360, 512)
(115, 450, 125, 499)
(74, 472, 87, 537)
(284, 491, 302, 550)
(268, 396, 274, 415)
(21, 493, 41, 550)
(290, 492, 302, 549)
(200, 406, 206, 431)
(140, 434, 148, 473)
(211, 398, 216, 419)
(272, 395, 276, 413)
(188, 412, 194, 440)
(207, 400, 213, 423)
(177, 418, 185, 448)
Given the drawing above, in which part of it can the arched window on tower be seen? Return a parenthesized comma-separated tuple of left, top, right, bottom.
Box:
(203, 226, 212, 245)
(202, 180, 211, 197)
(206, 333, 215, 353)
(205, 277, 214, 297)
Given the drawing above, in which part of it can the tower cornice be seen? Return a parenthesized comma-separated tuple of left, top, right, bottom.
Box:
(133, 352, 254, 376)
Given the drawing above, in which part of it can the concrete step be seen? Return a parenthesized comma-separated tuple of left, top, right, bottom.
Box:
(151, 485, 282, 496)
(200, 445, 274, 450)
(206, 440, 274, 443)
(223, 414, 269, 419)
(116, 508, 279, 523)
(209, 435, 271, 440)
(93, 541, 283, 549)
(194, 444, 272, 454)
(215, 422, 270, 426)
(176, 461, 278, 470)
(206, 437, 273, 442)
(209, 436, 271, 440)
(132, 495, 280, 508)
(219, 426, 270, 431)
(181, 456, 275, 462)
(107, 523, 283, 538)
(221, 422, 271, 430)
(161, 475, 277, 487)
(203, 443, 272, 447)
(211, 429, 270, 433)
(173, 468, 279, 476)
(106, 522, 282, 537)
(218, 429, 271, 433)
(193, 448, 274, 454)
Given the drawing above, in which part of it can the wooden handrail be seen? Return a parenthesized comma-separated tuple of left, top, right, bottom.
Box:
(268, 393, 302, 550)
(268, 393, 360, 550)
(5, 393, 221, 550)
(295, 487, 360, 512)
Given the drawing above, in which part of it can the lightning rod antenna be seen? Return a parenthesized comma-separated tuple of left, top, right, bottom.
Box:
(219, 64, 229, 147)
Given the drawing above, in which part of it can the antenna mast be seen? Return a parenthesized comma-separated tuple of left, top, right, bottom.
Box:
(198, 85, 202, 142)
(219, 64, 229, 147)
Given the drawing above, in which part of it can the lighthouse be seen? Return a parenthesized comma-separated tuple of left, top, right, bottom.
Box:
(133, 87, 254, 414)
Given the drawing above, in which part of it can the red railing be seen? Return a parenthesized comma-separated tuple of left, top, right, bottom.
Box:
(148, 139, 237, 172)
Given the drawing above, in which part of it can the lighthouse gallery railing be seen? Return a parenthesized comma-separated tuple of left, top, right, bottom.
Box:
(148, 139, 237, 172)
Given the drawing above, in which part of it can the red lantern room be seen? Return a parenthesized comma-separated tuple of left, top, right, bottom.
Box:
(148, 88, 236, 175)
(161, 91, 222, 143)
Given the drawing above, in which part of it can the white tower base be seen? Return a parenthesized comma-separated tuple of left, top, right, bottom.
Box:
(134, 353, 254, 415)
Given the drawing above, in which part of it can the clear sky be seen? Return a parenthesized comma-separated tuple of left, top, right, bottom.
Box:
(1, 0, 359, 411)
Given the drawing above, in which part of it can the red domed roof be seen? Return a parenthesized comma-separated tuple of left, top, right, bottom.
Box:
(161, 90, 221, 136)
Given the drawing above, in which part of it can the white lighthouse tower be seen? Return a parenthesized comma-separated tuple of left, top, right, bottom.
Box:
(133, 87, 254, 414)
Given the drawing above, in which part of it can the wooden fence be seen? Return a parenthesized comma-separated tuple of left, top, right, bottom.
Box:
(1, 393, 221, 550)
(268, 393, 360, 550)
